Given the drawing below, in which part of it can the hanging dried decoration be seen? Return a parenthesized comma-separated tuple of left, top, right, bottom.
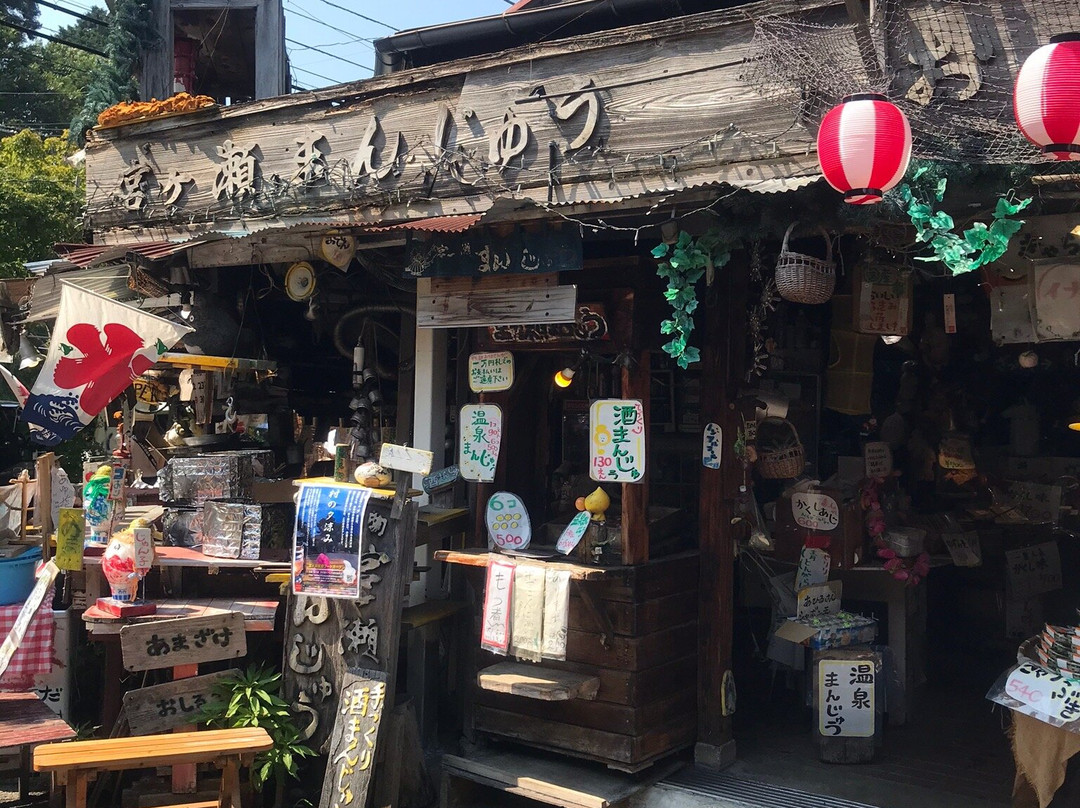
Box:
(1014, 33, 1080, 161)
(746, 241, 779, 381)
(816, 93, 912, 204)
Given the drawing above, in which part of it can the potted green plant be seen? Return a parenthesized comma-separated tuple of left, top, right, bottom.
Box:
(199, 665, 315, 808)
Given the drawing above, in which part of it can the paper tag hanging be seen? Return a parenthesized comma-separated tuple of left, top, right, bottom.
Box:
(486, 491, 531, 551)
(791, 492, 839, 531)
(480, 558, 515, 655)
(555, 510, 590, 555)
(702, 422, 722, 469)
(863, 442, 892, 479)
(460, 404, 502, 482)
(468, 351, 514, 392)
(943, 293, 957, 334)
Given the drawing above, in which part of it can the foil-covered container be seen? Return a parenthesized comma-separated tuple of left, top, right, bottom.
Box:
(163, 507, 203, 548)
(159, 454, 254, 506)
(200, 500, 294, 560)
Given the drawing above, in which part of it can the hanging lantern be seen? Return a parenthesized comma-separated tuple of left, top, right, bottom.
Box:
(1014, 34, 1080, 161)
(816, 93, 912, 205)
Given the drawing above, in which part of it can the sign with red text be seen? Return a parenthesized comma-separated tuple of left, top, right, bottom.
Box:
(485, 491, 531, 551)
(791, 492, 839, 531)
(589, 399, 645, 483)
(468, 351, 514, 392)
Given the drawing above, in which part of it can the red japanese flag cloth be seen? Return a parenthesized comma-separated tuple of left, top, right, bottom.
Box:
(22, 283, 192, 446)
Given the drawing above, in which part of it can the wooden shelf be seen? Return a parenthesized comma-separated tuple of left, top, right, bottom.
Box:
(293, 477, 421, 501)
(401, 599, 466, 631)
(478, 662, 599, 702)
(433, 548, 617, 580)
(416, 506, 469, 546)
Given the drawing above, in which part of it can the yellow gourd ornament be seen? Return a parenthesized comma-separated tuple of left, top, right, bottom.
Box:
(581, 487, 611, 522)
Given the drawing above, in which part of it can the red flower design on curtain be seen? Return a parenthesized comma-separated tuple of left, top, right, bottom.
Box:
(53, 323, 155, 415)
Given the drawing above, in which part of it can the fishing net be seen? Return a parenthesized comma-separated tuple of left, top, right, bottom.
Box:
(742, 0, 1080, 164)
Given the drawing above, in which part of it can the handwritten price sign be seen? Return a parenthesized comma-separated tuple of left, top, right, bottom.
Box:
(589, 399, 645, 484)
(1005, 662, 1080, 723)
(486, 491, 531, 551)
(791, 492, 839, 531)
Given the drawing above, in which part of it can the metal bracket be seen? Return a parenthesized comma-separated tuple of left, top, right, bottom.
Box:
(578, 584, 615, 649)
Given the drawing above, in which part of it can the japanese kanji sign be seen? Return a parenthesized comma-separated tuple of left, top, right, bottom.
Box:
(468, 351, 515, 392)
(589, 399, 645, 483)
(556, 510, 590, 555)
(480, 557, 515, 655)
(21, 283, 191, 446)
(863, 442, 892, 479)
(855, 263, 911, 336)
(942, 531, 982, 567)
(292, 483, 373, 600)
(460, 404, 502, 483)
(702, 422, 722, 469)
(123, 670, 231, 736)
(407, 228, 583, 278)
(485, 491, 531, 551)
(119, 611, 247, 672)
(797, 581, 842, 619)
(1005, 542, 1062, 600)
(791, 492, 839, 531)
(1001, 662, 1080, 724)
(1006, 481, 1062, 524)
(818, 659, 875, 738)
(318, 669, 388, 808)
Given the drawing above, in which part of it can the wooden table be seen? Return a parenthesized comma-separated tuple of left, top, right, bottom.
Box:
(33, 727, 272, 808)
(0, 692, 76, 801)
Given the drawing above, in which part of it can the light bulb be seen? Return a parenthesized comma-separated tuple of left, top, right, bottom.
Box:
(554, 367, 576, 388)
(17, 331, 42, 370)
(179, 303, 193, 321)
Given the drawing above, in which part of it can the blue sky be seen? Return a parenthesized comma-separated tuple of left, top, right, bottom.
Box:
(37, 0, 511, 91)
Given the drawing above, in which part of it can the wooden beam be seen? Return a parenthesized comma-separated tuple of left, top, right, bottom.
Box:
(620, 350, 650, 566)
(695, 253, 748, 767)
(478, 662, 600, 701)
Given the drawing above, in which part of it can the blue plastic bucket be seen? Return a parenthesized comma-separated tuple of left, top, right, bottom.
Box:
(0, 545, 42, 606)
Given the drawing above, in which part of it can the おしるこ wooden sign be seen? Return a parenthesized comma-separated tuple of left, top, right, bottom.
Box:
(123, 670, 232, 736)
(119, 611, 247, 672)
(589, 399, 645, 483)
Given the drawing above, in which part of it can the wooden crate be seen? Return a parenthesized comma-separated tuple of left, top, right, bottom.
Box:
(471, 552, 699, 772)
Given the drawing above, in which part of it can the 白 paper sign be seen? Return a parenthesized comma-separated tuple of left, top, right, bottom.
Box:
(460, 404, 502, 482)
(797, 581, 842, 619)
(468, 351, 514, 392)
(589, 399, 645, 483)
(818, 659, 875, 737)
(1005, 542, 1062, 600)
(480, 558, 515, 654)
(791, 492, 839, 531)
(22, 284, 191, 446)
(555, 510, 590, 555)
(863, 442, 892, 479)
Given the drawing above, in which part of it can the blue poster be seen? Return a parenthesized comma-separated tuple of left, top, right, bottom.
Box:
(292, 483, 372, 599)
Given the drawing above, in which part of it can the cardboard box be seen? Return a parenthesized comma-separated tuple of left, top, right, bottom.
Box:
(776, 611, 878, 650)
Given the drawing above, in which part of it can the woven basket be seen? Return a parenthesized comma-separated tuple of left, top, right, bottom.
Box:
(775, 222, 836, 305)
(756, 417, 806, 479)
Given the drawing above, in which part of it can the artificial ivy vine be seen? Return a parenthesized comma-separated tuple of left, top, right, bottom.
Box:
(896, 165, 1031, 276)
(651, 229, 731, 369)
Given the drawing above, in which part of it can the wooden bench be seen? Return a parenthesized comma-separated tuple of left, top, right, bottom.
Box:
(33, 727, 273, 808)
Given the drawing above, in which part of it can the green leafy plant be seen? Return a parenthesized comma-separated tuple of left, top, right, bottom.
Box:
(651, 229, 731, 368)
(199, 665, 315, 808)
(896, 165, 1031, 276)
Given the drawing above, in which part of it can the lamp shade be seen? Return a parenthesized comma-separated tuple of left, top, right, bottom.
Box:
(816, 93, 912, 205)
(1014, 34, 1080, 161)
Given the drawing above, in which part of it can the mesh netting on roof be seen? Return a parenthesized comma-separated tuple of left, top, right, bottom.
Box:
(742, 0, 1080, 165)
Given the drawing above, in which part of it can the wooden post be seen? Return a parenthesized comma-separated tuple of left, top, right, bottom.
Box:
(35, 453, 55, 560)
(695, 253, 748, 769)
(620, 350, 651, 566)
(171, 663, 200, 794)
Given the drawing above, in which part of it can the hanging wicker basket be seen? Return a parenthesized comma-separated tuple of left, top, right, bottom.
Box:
(756, 416, 806, 479)
(775, 222, 836, 305)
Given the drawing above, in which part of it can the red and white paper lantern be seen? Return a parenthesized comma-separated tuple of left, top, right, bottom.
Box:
(816, 93, 912, 205)
(1014, 34, 1080, 161)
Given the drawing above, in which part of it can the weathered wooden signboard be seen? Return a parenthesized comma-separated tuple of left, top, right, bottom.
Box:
(120, 611, 247, 672)
(319, 669, 388, 808)
(407, 228, 582, 278)
(123, 670, 231, 735)
(283, 496, 417, 755)
(379, 443, 433, 475)
(417, 285, 578, 329)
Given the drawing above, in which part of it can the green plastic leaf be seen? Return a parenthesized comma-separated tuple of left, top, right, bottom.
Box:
(651, 243, 670, 259)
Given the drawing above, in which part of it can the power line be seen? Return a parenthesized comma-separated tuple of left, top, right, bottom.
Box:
(285, 37, 372, 72)
(290, 64, 342, 86)
(36, 0, 106, 26)
(283, 3, 374, 48)
(0, 17, 106, 56)
(304, 0, 395, 31)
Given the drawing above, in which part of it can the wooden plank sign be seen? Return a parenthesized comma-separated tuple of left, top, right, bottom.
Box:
(407, 228, 583, 278)
(486, 491, 531, 551)
(379, 443, 433, 475)
(120, 611, 247, 672)
(589, 399, 645, 483)
(460, 404, 502, 482)
(418, 285, 578, 329)
(468, 351, 514, 392)
(423, 464, 460, 495)
(318, 669, 388, 808)
(123, 670, 231, 735)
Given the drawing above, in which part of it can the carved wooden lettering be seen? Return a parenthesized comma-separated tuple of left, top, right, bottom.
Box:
(120, 611, 247, 672)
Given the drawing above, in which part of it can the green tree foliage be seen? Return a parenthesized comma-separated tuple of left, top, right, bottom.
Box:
(0, 129, 83, 277)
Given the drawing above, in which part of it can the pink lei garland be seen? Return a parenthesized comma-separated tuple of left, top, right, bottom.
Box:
(861, 476, 930, 586)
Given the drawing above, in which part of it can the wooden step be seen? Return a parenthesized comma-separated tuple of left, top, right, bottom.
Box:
(477, 662, 599, 701)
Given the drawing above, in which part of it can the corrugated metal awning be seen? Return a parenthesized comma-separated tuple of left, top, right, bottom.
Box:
(361, 214, 484, 234)
(24, 266, 138, 323)
(54, 241, 192, 268)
